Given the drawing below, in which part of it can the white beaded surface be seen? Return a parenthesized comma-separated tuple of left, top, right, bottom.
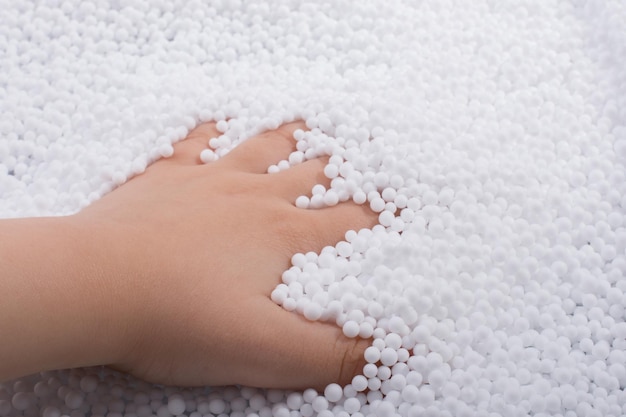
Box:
(2, 0, 626, 416)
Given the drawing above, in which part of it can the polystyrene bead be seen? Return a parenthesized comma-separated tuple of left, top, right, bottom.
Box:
(401, 385, 419, 403)
(324, 164, 339, 179)
(208, 398, 226, 415)
(352, 375, 368, 392)
(380, 348, 399, 366)
(323, 190, 339, 206)
(336, 241, 353, 258)
(353, 190, 367, 205)
(368, 377, 382, 391)
(374, 172, 389, 188)
(309, 194, 325, 208)
(275, 160, 289, 171)
(63, 390, 83, 409)
(323, 384, 343, 403)
(295, 195, 310, 209)
(312, 184, 326, 195)
(10, 392, 31, 411)
(159, 144, 175, 158)
(215, 120, 228, 133)
(384, 333, 403, 350)
(370, 197, 386, 213)
(343, 397, 361, 414)
(397, 348, 410, 363)
(288, 151, 304, 165)
(377, 366, 392, 380)
(200, 149, 217, 163)
(364, 346, 381, 363)
(311, 396, 328, 412)
(303, 302, 323, 321)
(343, 320, 360, 338)
(286, 392, 304, 410)
(363, 363, 379, 378)
(359, 321, 375, 338)
(381, 187, 397, 202)
(42, 406, 61, 417)
(79, 375, 99, 393)
(167, 394, 186, 416)
(267, 165, 280, 173)
(379, 210, 395, 227)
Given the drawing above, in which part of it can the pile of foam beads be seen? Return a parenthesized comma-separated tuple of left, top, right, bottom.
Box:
(1, 1, 625, 416)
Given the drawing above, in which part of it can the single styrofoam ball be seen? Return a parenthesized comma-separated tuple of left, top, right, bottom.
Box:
(286, 392, 304, 410)
(323, 383, 343, 403)
(200, 148, 217, 163)
(343, 397, 362, 414)
(311, 395, 329, 412)
(364, 346, 381, 363)
(351, 375, 368, 392)
(384, 333, 403, 350)
(363, 363, 379, 378)
(64, 390, 84, 410)
(42, 406, 61, 417)
(343, 320, 360, 338)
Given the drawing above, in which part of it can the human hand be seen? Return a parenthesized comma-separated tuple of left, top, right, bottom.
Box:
(72, 122, 376, 389)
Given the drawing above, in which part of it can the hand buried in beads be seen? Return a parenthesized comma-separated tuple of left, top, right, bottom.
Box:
(0, 122, 376, 389)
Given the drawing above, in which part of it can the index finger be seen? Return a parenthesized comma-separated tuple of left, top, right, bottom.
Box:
(216, 122, 305, 174)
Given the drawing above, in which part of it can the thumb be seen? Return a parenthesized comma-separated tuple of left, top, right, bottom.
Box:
(237, 298, 368, 390)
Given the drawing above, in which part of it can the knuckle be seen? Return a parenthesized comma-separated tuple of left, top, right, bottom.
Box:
(272, 210, 314, 253)
(337, 337, 367, 385)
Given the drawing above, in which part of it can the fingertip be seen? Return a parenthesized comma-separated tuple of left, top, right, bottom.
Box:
(304, 201, 378, 245)
(189, 121, 220, 139)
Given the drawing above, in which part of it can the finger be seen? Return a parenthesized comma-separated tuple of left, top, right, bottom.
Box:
(164, 123, 219, 166)
(301, 202, 377, 250)
(235, 298, 369, 390)
(217, 122, 305, 173)
(268, 157, 331, 201)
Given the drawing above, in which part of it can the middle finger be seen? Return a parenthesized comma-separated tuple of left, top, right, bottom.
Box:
(267, 157, 332, 202)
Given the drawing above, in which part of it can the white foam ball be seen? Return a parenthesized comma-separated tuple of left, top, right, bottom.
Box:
(286, 392, 304, 410)
(208, 398, 226, 415)
(384, 333, 403, 350)
(336, 241, 353, 258)
(42, 406, 61, 417)
(401, 385, 419, 403)
(324, 163, 339, 179)
(343, 320, 360, 338)
(323, 190, 339, 206)
(79, 375, 99, 393)
(167, 394, 186, 416)
(303, 302, 323, 321)
(323, 384, 343, 403)
(353, 190, 367, 204)
(352, 375, 368, 392)
(64, 390, 83, 410)
(311, 396, 328, 412)
(11, 392, 31, 411)
(343, 397, 362, 414)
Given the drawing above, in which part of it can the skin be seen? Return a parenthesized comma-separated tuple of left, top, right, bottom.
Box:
(0, 122, 377, 390)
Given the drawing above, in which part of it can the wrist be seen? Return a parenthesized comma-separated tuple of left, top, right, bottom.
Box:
(63, 214, 139, 370)
(0, 215, 131, 380)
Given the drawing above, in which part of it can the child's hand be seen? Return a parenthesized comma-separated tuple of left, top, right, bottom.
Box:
(74, 122, 376, 389)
